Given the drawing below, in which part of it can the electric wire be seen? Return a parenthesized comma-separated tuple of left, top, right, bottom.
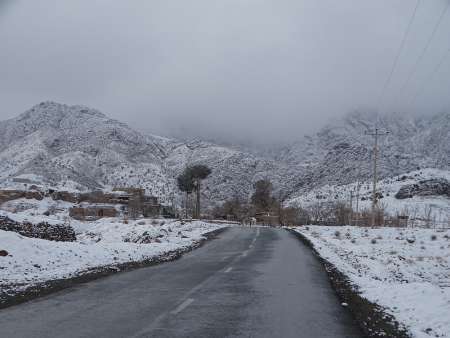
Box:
(376, 0, 421, 112)
(393, 0, 450, 108)
(406, 47, 450, 110)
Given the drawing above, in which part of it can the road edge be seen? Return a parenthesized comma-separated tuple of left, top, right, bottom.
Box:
(0, 227, 228, 310)
(288, 229, 411, 338)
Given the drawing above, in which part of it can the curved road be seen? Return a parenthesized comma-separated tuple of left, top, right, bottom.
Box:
(0, 227, 362, 337)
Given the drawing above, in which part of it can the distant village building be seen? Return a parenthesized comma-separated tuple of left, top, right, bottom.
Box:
(255, 212, 280, 226)
(0, 185, 164, 221)
(69, 205, 117, 221)
(0, 190, 44, 204)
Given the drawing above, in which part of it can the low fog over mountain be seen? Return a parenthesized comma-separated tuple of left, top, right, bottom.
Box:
(1, 102, 448, 209)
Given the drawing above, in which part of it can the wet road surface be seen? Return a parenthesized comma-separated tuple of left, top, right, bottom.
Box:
(0, 227, 363, 337)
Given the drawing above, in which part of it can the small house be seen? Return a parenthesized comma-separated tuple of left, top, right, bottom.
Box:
(69, 205, 117, 221)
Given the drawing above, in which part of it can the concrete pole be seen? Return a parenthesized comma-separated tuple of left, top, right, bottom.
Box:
(371, 128, 379, 227)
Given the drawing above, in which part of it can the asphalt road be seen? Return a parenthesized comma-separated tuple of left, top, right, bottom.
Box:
(0, 227, 363, 338)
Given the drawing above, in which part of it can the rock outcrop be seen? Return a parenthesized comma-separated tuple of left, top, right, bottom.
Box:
(395, 179, 450, 199)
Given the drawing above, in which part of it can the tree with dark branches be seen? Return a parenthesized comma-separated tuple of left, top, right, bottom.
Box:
(190, 165, 211, 219)
(177, 165, 211, 219)
(177, 168, 195, 218)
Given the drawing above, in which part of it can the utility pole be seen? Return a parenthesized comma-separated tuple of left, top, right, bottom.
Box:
(354, 179, 361, 226)
(349, 190, 353, 226)
(365, 128, 389, 227)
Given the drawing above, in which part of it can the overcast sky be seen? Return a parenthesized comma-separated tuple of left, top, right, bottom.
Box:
(1, 0, 449, 144)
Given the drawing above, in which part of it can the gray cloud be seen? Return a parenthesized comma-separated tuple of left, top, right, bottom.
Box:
(1, 0, 449, 144)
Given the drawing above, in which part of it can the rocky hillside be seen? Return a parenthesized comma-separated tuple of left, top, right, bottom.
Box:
(271, 111, 450, 192)
(0, 102, 448, 209)
(0, 102, 296, 206)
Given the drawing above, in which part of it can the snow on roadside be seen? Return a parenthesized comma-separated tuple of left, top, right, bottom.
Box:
(0, 217, 229, 294)
(295, 226, 450, 338)
(288, 168, 450, 224)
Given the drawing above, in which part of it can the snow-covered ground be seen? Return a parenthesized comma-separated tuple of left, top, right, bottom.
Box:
(0, 198, 230, 296)
(295, 225, 450, 338)
(288, 168, 450, 225)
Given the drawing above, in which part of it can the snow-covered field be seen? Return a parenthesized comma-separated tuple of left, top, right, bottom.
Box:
(288, 168, 450, 225)
(296, 225, 450, 338)
(0, 198, 229, 296)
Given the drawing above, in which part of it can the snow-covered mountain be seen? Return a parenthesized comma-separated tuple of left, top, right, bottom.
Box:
(270, 110, 450, 192)
(0, 102, 449, 210)
(0, 102, 296, 206)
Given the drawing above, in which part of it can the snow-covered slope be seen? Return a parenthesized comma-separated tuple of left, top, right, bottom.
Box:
(287, 168, 450, 224)
(272, 111, 450, 191)
(0, 102, 296, 206)
(0, 103, 448, 209)
(0, 102, 170, 194)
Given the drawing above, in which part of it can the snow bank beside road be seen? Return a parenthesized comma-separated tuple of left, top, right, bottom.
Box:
(295, 226, 450, 338)
(0, 219, 228, 298)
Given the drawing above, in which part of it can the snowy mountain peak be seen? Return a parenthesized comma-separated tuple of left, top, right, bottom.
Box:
(0, 102, 448, 208)
(0, 102, 297, 205)
(15, 101, 107, 128)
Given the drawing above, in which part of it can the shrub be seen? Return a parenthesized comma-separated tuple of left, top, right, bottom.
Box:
(431, 234, 437, 241)
(334, 230, 341, 238)
(371, 238, 377, 244)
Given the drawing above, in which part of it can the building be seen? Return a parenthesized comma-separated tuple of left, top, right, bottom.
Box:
(254, 212, 280, 226)
(69, 205, 117, 221)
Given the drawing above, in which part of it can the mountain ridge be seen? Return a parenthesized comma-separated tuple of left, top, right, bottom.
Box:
(0, 102, 448, 209)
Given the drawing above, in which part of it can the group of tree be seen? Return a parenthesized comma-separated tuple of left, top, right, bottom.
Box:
(210, 179, 309, 226)
(251, 179, 278, 212)
(176, 173, 369, 226)
(177, 164, 212, 219)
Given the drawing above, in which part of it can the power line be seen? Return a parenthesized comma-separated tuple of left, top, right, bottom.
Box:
(365, 128, 389, 227)
(376, 0, 421, 111)
(393, 0, 450, 109)
(406, 47, 450, 110)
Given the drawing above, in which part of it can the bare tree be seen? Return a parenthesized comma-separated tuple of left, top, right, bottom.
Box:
(423, 204, 433, 228)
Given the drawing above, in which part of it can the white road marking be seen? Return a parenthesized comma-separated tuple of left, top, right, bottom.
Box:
(221, 256, 228, 261)
(224, 267, 233, 273)
(249, 236, 257, 249)
(171, 298, 194, 315)
(256, 228, 260, 236)
(242, 250, 248, 257)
